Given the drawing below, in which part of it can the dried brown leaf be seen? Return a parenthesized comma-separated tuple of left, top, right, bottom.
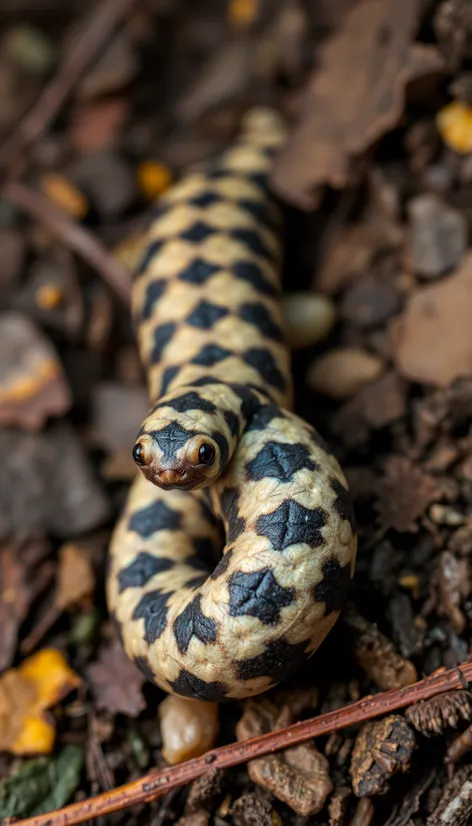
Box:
(376, 456, 440, 533)
(0, 546, 30, 672)
(350, 715, 416, 797)
(0, 312, 71, 430)
(86, 639, 145, 717)
(271, 0, 444, 209)
(56, 543, 95, 611)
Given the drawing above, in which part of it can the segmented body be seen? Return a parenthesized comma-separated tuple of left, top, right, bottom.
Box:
(107, 110, 357, 702)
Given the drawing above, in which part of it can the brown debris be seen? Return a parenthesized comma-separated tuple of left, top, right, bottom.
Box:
(344, 609, 418, 691)
(376, 456, 440, 533)
(0, 545, 31, 672)
(0, 311, 71, 430)
(328, 786, 351, 826)
(445, 724, 472, 765)
(350, 798, 375, 826)
(406, 691, 472, 736)
(86, 639, 146, 718)
(236, 698, 332, 816)
(333, 372, 406, 448)
(391, 253, 472, 387)
(433, 551, 470, 633)
(350, 715, 416, 797)
(231, 794, 275, 826)
(270, 0, 443, 209)
(428, 766, 472, 826)
(186, 769, 224, 814)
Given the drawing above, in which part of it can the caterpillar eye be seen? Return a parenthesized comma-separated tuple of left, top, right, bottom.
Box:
(199, 443, 215, 464)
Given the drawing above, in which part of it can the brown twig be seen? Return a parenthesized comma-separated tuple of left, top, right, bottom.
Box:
(0, 0, 137, 174)
(11, 661, 472, 826)
(3, 181, 131, 304)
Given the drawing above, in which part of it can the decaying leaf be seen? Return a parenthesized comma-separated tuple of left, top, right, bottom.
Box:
(236, 698, 332, 816)
(350, 715, 416, 797)
(0, 544, 31, 672)
(344, 608, 417, 690)
(271, 0, 444, 209)
(56, 542, 95, 611)
(0, 648, 80, 754)
(0, 744, 84, 820)
(376, 456, 440, 533)
(0, 311, 71, 430)
(391, 253, 472, 387)
(86, 639, 145, 717)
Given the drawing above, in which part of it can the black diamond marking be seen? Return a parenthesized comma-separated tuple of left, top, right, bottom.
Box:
(133, 655, 156, 684)
(223, 409, 240, 437)
(189, 191, 223, 208)
(229, 569, 294, 625)
(246, 404, 285, 432)
(210, 549, 233, 579)
(149, 421, 198, 463)
(247, 171, 268, 191)
(229, 384, 261, 420)
(140, 280, 167, 321)
(186, 299, 229, 329)
(233, 261, 278, 297)
(150, 322, 177, 363)
(178, 258, 220, 285)
(314, 557, 352, 615)
(168, 669, 228, 701)
(135, 239, 164, 278)
(212, 430, 229, 466)
(118, 552, 174, 593)
(192, 344, 233, 367)
(231, 228, 272, 260)
(243, 347, 286, 392)
(238, 199, 278, 231)
(256, 500, 326, 551)
(181, 221, 217, 243)
(173, 595, 217, 654)
(221, 488, 245, 541)
(160, 365, 180, 395)
(246, 442, 318, 483)
(331, 478, 356, 533)
(239, 302, 283, 342)
(236, 639, 309, 683)
(155, 391, 217, 415)
(132, 590, 170, 644)
(129, 500, 181, 538)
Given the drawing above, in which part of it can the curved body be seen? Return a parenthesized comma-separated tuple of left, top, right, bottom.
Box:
(107, 110, 357, 701)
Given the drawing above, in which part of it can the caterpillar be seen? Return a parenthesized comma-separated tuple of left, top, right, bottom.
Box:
(107, 108, 357, 702)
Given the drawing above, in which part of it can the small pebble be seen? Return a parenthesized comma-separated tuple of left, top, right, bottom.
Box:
(137, 161, 173, 201)
(40, 173, 88, 220)
(283, 292, 335, 350)
(77, 32, 139, 100)
(3, 25, 56, 74)
(429, 504, 464, 526)
(436, 101, 472, 155)
(68, 151, 136, 220)
(408, 194, 467, 278)
(341, 278, 400, 328)
(306, 348, 383, 399)
(159, 696, 219, 765)
(69, 98, 129, 153)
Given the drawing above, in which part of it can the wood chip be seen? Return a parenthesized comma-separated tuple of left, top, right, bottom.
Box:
(376, 456, 440, 533)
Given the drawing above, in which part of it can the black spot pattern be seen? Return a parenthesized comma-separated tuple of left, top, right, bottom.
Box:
(211, 430, 229, 466)
(186, 299, 229, 329)
(247, 171, 268, 191)
(229, 384, 261, 420)
(118, 552, 174, 592)
(245, 404, 284, 432)
(243, 347, 286, 392)
(186, 574, 207, 589)
(178, 258, 220, 285)
(160, 365, 181, 395)
(232, 261, 278, 297)
(192, 536, 216, 568)
(256, 500, 326, 551)
(132, 590, 170, 644)
(135, 239, 164, 277)
(236, 639, 309, 682)
(239, 302, 283, 341)
(190, 192, 223, 208)
(133, 655, 156, 683)
(246, 442, 318, 483)
(223, 409, 240, 437)
(168, 669, 228, 701)
(314, 557, 352, 615)
(238, 199, 278, 231)
(229, 569, 294, 624)
(150, 421, 198, 462)
(220, 488, 245, 541)
(156, 391, 217, 415)
(140, 280, 167, 321)
(231, 228, 272, 260)
(150, 322, 177, 363)
(192, 344, 233, 366)
(129, 500, 181, 538)
(181, 221, 217, 243)
(210, 549, 233, 579)
(331, 478, 356, 533)
(173, 595, 218, 654)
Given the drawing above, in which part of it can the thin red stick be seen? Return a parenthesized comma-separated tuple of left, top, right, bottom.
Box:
(12, 661, 472, 826)
(4, 181, 131, 304)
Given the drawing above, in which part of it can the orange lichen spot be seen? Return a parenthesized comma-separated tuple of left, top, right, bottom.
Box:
(228, 0, 258, 26)
(0, 649, 81, 755)
(35, 283, 64, 310)
(41, 173, 89, 219)
(398, 574, 421, 600)
(0, 359, 60, 404)
(436, 101, 472, 155)
(137, 161, 173, 201)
